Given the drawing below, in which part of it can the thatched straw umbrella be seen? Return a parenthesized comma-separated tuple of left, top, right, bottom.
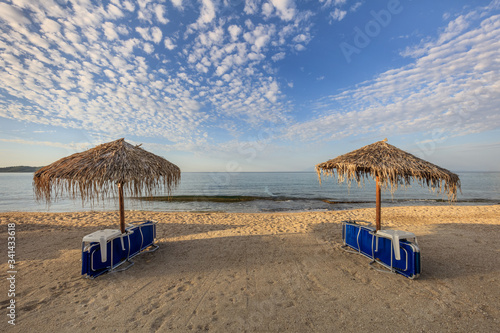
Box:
(316, 139, 460, 231)
(34, 138, 181, 233)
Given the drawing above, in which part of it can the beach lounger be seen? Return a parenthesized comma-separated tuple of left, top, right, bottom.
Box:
(81, 220, 159, 278)
(341, 220, 421, 279)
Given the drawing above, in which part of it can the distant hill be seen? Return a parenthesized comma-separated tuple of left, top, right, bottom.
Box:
(0, 166, 43, 173)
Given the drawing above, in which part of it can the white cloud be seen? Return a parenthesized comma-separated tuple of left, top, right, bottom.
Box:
(401, 4, 498, 58)
(113, 38, 140, 56)
(330, 8, 346, 22)
(103, 22, 119, 40)
(136, 0, 169, 24)
(292, 34, 308, 43)
(265, 80, 279, 103)
(135, 26, 163, 44)
(180, 15, 290, 124)
(284, 11, 500, 142)
(254, 34, 270, 50)
(0, 3, 31, 26)
(271, 52, 286, 61)
(320, 0, 351, 22)
(135, 26, 149, 40)
(164, 37, 176, 50)
(0, 0, 318, 153)
(103, 69, 116, 79)
(244, 0, 260, 15)
(171, 0, 183, 10)
(41, 18, 61, 33)
(106, 4, 124, 19)
(350, 2, 362, 12)
(245, 19, 254, 30)
(195, 63, 209, 73)
(270, 0, 296, 21)
(436, 14, 471, 44)
(320, 0, 347, 8)
(198, 0, 216, 25)
(208, 26, 224, 44)
(228, 24, 242, 41)
(154, 4, 169, 24)
(262, 3, 274, 18)
(116, 25, 129, 35)
(0, 138, 91, 151)
(295, 44, 305, 51)
(122, 1, 135, 12)
(151, 26, 163, 43)
(185, 0, 218, 34)
(243, 24, 275, 52)
(0, 4, 211, 145)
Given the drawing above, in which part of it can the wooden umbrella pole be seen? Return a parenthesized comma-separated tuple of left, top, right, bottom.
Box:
(118, 183, 125, 234)
(376, 176, 381, 231)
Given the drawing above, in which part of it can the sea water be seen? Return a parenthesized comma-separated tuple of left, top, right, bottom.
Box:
(0, 172, 499, 213)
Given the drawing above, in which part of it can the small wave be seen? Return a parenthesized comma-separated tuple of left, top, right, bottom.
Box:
(264, 186, 275, 197)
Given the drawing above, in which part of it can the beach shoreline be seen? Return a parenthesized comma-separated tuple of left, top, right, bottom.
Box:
(3, 199, 499, 216)
(1, 205, 499, 332)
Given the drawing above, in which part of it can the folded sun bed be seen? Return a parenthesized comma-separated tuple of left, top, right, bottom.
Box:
(341, 220, 421, 279)
(81, 220, 159, 278)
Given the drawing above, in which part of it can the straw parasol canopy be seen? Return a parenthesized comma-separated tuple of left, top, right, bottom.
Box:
(34, 138, 181, 233)
(316, 139, 460, 230)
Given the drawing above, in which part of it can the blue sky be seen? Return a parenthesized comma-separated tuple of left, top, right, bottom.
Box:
(0, 0, 499, 172)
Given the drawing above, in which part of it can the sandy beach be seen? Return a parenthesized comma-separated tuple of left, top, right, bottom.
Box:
(1, 205, 499, 332)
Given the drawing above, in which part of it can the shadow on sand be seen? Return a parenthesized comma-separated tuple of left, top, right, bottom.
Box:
(10, 219, 500, 280)
(310, 221, 500, 280)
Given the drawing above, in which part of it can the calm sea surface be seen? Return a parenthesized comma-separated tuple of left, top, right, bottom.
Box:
(1, 172, 499, 213)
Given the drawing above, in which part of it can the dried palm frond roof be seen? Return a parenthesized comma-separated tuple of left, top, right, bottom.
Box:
(33, 138, 181, 203)
(316, 139, 461, 200)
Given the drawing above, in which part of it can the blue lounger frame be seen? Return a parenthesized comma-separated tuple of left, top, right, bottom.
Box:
(341, 220, 421, 279)
(81, 220, 159, 278)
